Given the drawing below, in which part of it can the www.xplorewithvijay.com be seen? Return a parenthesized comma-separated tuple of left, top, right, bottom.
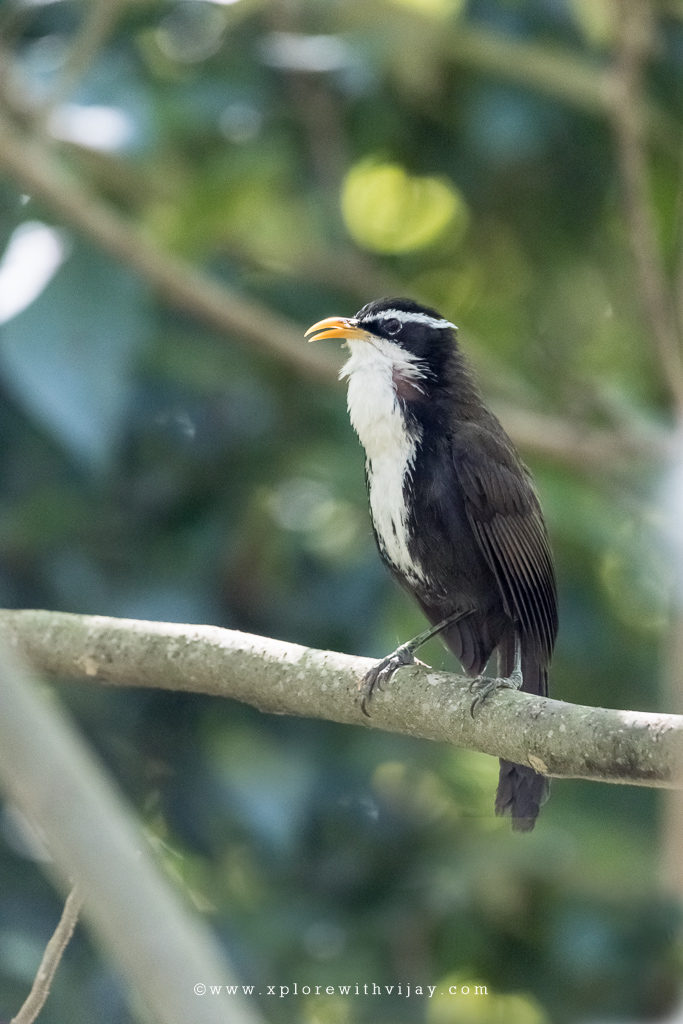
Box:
(193, 981, 488, 999)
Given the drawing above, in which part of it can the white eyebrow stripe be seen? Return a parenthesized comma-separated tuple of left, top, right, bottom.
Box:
(370, 309, 457, 330)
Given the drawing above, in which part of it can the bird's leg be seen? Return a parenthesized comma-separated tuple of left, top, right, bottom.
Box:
(469, 637, 523, 716)
(359, 608, 473, 716)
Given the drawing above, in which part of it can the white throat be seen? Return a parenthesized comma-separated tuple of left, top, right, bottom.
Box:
(340, 338, 428, 586)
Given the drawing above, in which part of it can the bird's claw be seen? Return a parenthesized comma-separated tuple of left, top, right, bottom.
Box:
(469, 671, 523, 717)
(359, 643, 420, 716)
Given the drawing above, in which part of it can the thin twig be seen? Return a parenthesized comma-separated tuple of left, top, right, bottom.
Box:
(47, 0, 127, 117)
(10, 886, 84, 1024)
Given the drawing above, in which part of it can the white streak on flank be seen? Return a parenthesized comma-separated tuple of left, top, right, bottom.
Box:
(367, 309, 456, 331)
(340, 337, 429, 586)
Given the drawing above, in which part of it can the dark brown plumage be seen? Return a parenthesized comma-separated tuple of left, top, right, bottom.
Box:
(306, 298, 558, 829)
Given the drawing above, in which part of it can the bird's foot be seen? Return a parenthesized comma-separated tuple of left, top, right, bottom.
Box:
(359, 643, 426, 717)
(469, 667, 523, 717)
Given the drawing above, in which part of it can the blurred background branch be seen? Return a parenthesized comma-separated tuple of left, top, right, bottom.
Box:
(609, 0, 683, 412)
(39, 0, 128, 125)
(0, 638, 266, 1024)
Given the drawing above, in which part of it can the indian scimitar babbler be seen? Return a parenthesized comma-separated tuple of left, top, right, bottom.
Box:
(306, 298, 558, 831)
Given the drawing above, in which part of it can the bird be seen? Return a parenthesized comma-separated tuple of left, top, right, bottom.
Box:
(305, 297, 558, 831)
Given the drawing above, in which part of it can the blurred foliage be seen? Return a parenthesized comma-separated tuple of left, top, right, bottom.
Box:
(0, 0, 682, 1022)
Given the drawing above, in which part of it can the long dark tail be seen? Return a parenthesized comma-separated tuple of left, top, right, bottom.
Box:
(495, 644, 550, 832)
(495, 761, 549, 831)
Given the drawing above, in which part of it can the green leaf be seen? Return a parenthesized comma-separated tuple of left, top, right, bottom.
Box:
(0, 241, 149, 469)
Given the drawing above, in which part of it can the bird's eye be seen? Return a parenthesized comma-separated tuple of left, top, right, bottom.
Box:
(383, 318, 401, 336)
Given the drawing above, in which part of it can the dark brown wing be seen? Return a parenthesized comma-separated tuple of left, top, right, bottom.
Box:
(453, 421, 558, 664)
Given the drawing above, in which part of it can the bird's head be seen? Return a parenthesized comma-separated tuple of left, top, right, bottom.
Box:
(305, 297, 457, 370)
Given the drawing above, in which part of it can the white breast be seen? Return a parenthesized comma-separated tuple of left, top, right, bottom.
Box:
(341, 338, 428, 587)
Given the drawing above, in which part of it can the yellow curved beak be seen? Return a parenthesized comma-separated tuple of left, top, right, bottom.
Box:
(305, 316, 371, 343)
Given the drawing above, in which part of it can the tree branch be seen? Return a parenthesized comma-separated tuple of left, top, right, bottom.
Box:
(11, 885, 84, 1024)
(608, 0, 683, 413)
(1, 609, 681, 790)
(491, 399, 673, 471)
(447, 21, 675, 147)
